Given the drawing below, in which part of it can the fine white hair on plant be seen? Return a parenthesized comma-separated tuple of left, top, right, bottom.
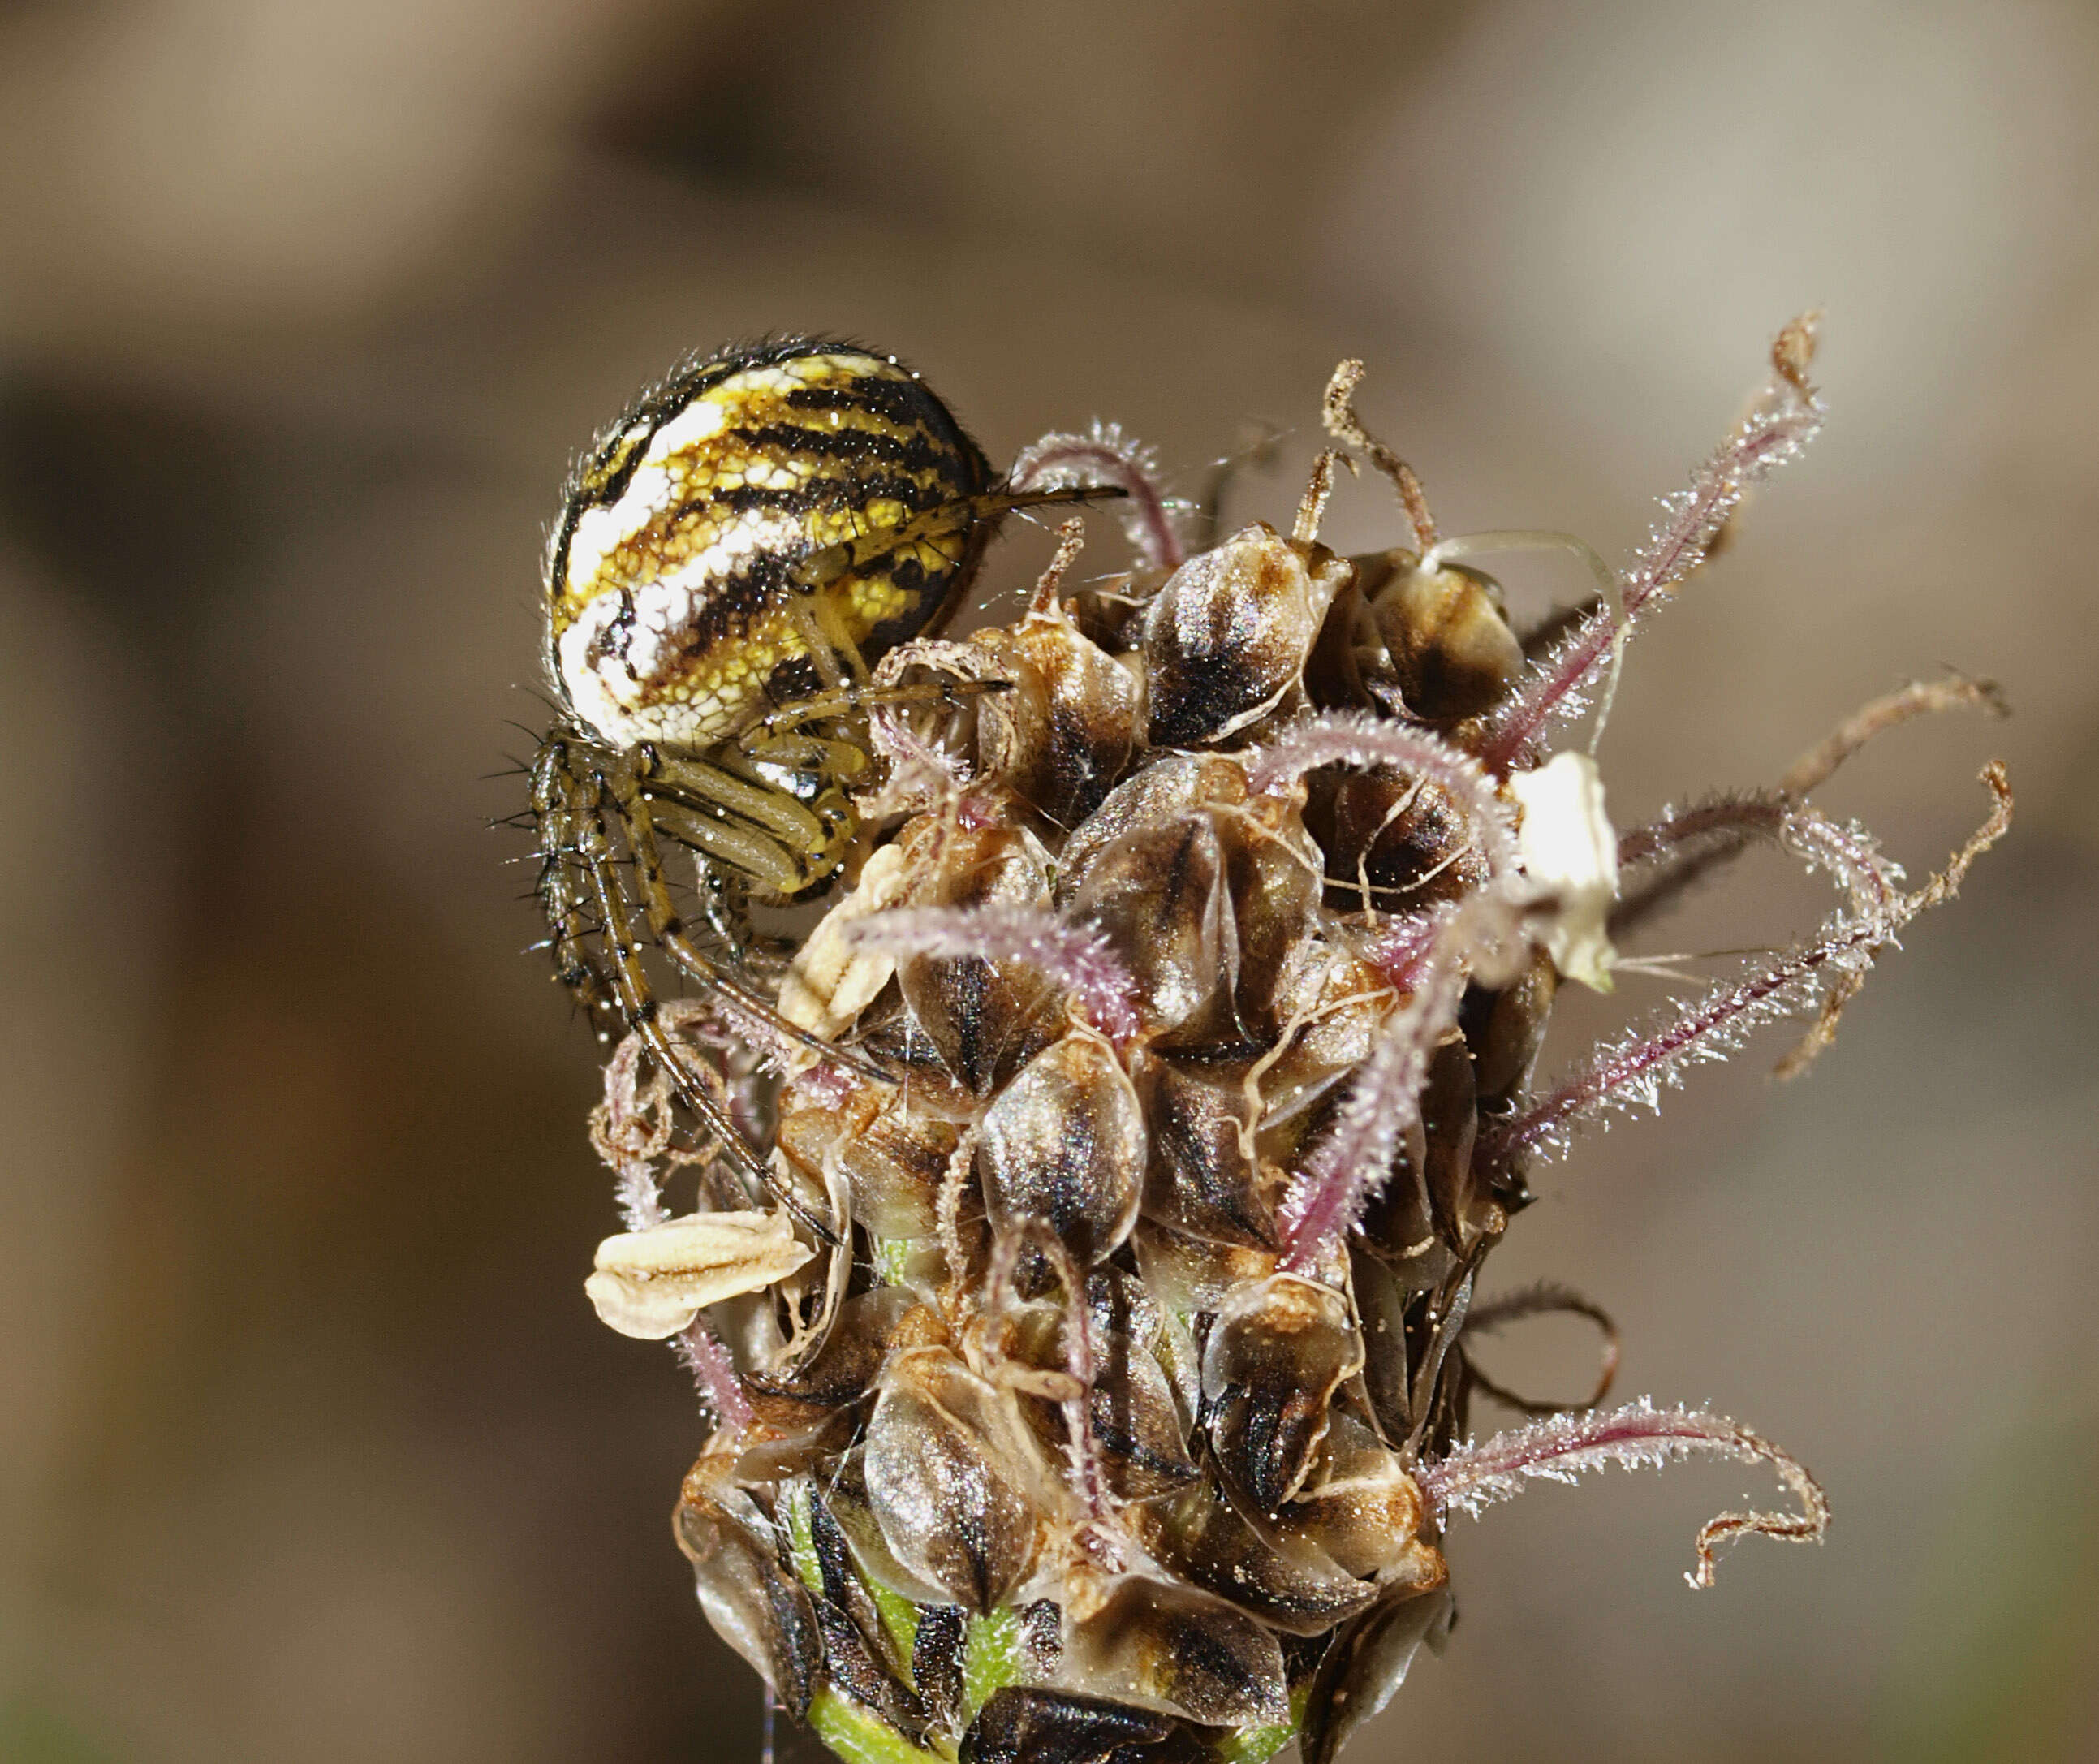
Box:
(840, 902, 1143, 1046)
(1277, 944, 1468, 1274)
(1279, 895, 1526, 1272)
(1619, 796, 1908, 930)
(1482, 315, 1825, 774)
(1249, 709, 1524, 890)
(1355, 902, 1459, 990)
(1485, 766, 2013, 1170)
(1415, 1397, 1830, 1589)
(670, 1323, 754, 1433)
(1614, 673, 2007, 939)
(1782, 808, 1907, 924)
(1011, 421, 1186, 572)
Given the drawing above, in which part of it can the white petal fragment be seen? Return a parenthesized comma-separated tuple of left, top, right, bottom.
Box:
(1511, 751, 1620, 991)
(587, 1210, 814, 1340)
(778, 842, 911, 1040)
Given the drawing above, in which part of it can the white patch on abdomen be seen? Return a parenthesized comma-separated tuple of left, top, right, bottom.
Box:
(562, 390, 745, 600)
(558, 506, 805, 747)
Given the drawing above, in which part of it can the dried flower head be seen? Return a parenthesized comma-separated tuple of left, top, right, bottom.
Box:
(538, 318, 2007, 1764)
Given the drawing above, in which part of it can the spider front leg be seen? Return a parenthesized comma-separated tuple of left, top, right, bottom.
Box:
(787, 481, 1113, 602)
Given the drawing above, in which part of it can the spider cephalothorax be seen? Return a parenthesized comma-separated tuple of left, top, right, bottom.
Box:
(530, 340, 1103, 1197)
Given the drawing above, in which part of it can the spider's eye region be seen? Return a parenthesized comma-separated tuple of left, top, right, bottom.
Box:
(545, 342, 992, 752)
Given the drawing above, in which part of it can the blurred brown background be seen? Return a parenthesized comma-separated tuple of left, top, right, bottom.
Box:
(2, 2, 2095, 1759)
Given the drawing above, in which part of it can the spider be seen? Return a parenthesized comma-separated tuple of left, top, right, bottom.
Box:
(528, 339, 1105, 1211)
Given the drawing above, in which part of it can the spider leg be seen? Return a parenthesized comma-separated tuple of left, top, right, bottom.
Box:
(738, 677, 1009, 750)
(787, 482, 1114, 597)
(606, 762, 891, 1085)
(580, 838, 839, 1235)
(532, 735, 841, 1240)
(532, 772, 623, 1031)
(632, 750, 829, 895)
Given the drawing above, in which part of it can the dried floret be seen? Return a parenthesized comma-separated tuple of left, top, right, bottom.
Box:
(978, 1029, 1146, 1266)
(585, 1210, 813, 1339)
(1508, 749, 1621, 991)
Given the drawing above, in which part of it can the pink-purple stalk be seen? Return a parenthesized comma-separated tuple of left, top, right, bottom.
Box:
(1480, 316, 1825, 775)
(1482, 765, 2010, 1171)
(1011, 423, 1187, 573)
(840, 902, 1144, 1047)
(1415, 1398, 1831, 1589)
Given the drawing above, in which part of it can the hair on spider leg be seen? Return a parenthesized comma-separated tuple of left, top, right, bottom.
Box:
(533, 747, 870, 1240)
(507, 689, 567, 729)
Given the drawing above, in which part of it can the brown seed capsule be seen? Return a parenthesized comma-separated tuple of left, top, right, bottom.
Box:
(971, 607, 1144, 829)
(744, 1287, 921, 1427)
(1083, 1266, 1200, 1499)
(1201, 1273, 1364, 1515)
(1297, 1588, 1454, 1764)
(1130, 1220, 1282, 1319)
(863, 1346, 1056, 1612)
(960, 1687, 1204, 1764)
(1287, 1414, 1447, 1590)
(1417, 1029, 1481, 1251)
(1351, 550, 1524, 723)
(1123, 1479, 1374, 1637)
(1356, 1029, 1481, 1260)
(812, 1444, 955, 1608)
(1240, 950, 1399, 1183)
(896, 822, 1066, 1095)
(911, 1605, 968, 1735)
(798, 1484, 933, 1739)
(777, 1076, 962, 1249)
(673, 1468, 823, 1718)
(979, 1029, 1146, 1266)
(1348, 1249, 1426, 1442)
(1062, 756, 1321, 1048)
(1303, 763, 1490, 917)
(1467, 945, 1560, 1109)
(1139, 524, 1351, 747)
(1062, 1571, 1290, 1727)
(1137, 1055, 1277, 1249)
(1057, 753, 1249, 883)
